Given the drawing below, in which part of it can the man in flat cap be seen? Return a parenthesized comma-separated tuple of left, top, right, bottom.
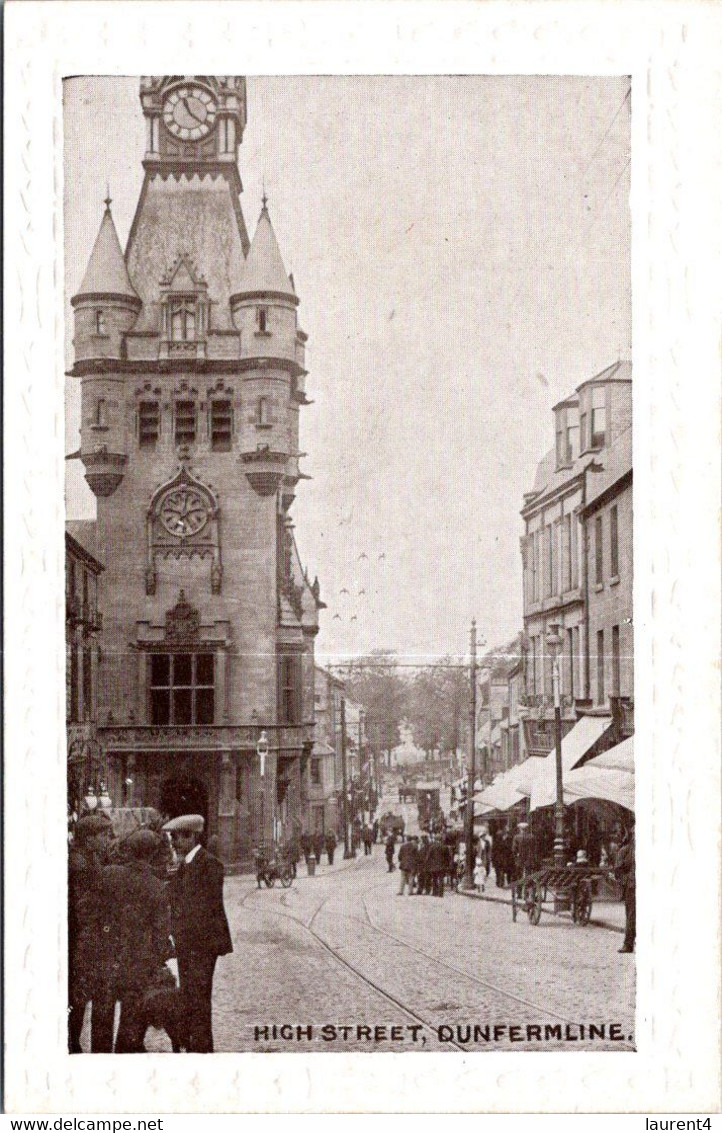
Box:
(163, 815, 233, 1052)
(104, 828, 173, 1053)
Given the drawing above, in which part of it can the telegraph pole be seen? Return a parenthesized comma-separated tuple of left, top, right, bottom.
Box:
(340, 697, 352, 858)
(358, 708, 365, 825)
(464, 619, 478, 888)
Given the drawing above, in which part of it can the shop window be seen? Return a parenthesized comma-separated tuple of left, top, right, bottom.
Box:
(175, 400, 196, 446)
(149, 652, 215, 725)
(210, 399, 233, 451)
(139, 401, 160, 448)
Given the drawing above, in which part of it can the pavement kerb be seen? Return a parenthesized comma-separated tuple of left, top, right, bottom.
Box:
(456, 885, 625, 934)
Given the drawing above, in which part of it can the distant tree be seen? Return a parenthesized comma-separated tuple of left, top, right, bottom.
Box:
(342, 651, 406, 756)
(405, 658, 469, 758)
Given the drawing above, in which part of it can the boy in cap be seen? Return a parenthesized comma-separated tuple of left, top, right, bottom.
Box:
(163, 815, 233, 1052)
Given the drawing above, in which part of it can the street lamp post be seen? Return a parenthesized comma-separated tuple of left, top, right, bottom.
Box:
(546, 625, 565, 867)
(257, 729, 269, 848)
(464, 619, 478, 889)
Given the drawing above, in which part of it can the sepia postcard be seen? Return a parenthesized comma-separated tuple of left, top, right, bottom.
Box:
(4, 0, 721, 1117)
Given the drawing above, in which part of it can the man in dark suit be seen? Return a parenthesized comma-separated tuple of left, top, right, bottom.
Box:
(163, 814, 233, 1052)
(426, 834, 448, 897)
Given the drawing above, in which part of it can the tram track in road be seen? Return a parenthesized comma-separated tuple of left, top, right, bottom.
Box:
(238, 860, 468, 1050)
(237, 856, 631, 1048)
(354, 889, 576, 1026)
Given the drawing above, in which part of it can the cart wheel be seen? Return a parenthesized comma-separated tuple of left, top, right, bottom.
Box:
(512, 883, 518, 922)
(528, 882, 543, 925)
(280, 868, 293, 889)
(574, 881, 592, 925)
(264, 873, 274, 888)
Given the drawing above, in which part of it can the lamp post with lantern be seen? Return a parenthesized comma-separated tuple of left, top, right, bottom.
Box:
(256, 729, 269, 848)
(546, 624, 566, 867)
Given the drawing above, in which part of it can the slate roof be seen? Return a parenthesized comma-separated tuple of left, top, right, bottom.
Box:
(235, 201, 294, 297)
(76, 204, 139, 301)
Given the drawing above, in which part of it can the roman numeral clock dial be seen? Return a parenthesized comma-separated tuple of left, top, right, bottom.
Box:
(162, 85, 218, 141)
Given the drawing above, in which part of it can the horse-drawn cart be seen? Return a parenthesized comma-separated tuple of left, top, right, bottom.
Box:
(511, 862, 611, 926)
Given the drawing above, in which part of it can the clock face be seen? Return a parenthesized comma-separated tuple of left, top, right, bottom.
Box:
(162, 85, 218, 141)
(159, 487, 209, 538)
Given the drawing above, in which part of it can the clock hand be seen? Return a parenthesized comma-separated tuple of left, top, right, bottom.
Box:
(182, 97, 204, 125)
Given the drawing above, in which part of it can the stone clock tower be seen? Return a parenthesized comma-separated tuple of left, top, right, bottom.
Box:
(70, 76, 322, 867)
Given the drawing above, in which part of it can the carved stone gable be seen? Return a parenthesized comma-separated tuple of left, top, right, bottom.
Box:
(165, 590, 200, 644)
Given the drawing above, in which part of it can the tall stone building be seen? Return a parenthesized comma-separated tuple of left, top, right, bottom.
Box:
(69, 76, 322, 868)
(519, 361, 632, 756)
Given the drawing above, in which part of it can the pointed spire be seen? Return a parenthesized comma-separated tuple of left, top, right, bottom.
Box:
(75, 198, 139, 301)
(235, 198, 295, 298)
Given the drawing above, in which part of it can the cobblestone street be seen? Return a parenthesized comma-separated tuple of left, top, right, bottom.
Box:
(145, 847, 634, 1053)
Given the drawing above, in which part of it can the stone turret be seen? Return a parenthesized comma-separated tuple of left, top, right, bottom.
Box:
(72, 198, 140, 497)
(233, 199, 308, 498)
(71, 197, 141, 364)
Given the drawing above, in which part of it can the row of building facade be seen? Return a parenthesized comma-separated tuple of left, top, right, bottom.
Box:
(476, 360, 634, 785)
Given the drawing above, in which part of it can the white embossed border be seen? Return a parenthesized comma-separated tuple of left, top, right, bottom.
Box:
(3, 0, 721, 1114)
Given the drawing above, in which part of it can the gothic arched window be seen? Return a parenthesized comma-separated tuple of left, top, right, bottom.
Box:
(170, 298, 197, 341)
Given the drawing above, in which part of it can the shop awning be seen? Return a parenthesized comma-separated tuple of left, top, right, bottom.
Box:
(529, 714, 613, 811)
(563, 735, 634, 812)
(474, 771, 526, 812)
(588, 734, 633, 773)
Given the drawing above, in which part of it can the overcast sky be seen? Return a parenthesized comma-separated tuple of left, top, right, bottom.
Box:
(64, 75, 631, 665)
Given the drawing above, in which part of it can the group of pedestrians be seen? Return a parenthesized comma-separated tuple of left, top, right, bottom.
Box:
(299, 830, 338, 868)
(391, 833, 454, 897)
(68, 810, 231, 1054)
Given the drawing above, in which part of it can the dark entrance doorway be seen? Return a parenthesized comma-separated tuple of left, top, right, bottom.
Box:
(159, 774, 209, 826)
